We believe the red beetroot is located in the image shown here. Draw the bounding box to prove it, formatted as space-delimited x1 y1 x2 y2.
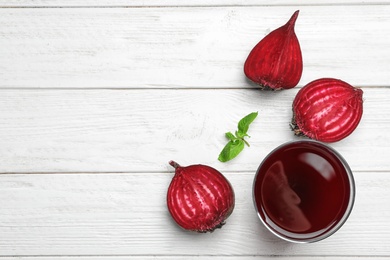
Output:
244 10 303 90
291 78 363 143
167 161 235 233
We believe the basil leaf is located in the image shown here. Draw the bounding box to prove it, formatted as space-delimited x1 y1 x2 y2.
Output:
218 111 258 162
237 112 258 136
218 140 245 162
235 130 249 139
225 132 236 141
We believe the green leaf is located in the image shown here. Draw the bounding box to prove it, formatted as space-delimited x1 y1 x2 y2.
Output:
235 130 249 139
225 132 236 141
218 140 245 162
237 112 258 136
218 111 258 163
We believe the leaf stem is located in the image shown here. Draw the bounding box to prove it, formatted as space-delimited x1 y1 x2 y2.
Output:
242 138 250 147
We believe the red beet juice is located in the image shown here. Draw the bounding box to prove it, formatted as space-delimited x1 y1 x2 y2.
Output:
253 140 355 243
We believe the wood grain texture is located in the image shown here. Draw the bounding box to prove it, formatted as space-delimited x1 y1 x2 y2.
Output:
1 1 389 259
0 172 389 256
2 0 390 7
0 88 387 173
0 255 388 260
0 6 389 88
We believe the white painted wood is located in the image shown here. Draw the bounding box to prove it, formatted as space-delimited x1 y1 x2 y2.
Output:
0 172 389 256
1 1 389 258
0 88 386 173
0 257 386 260
0 6 389 88
0 255 388 260
2 0 390 7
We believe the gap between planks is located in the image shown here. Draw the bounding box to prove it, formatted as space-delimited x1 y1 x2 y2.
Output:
1 2 390 8
0 169 386 174
0 86 388 90
0 255 389 259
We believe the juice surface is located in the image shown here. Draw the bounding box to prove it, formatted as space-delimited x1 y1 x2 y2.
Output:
254 141 351 240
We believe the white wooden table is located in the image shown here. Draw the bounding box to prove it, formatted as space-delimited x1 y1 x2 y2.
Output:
1 1 390 259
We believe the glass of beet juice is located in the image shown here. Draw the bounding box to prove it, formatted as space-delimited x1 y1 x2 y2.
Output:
253 140 355 243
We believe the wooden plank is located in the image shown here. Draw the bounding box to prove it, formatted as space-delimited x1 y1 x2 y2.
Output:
1 0 390 7
0 171 389 256
0 88 387 173
0 255 388 260
0 6 389 88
